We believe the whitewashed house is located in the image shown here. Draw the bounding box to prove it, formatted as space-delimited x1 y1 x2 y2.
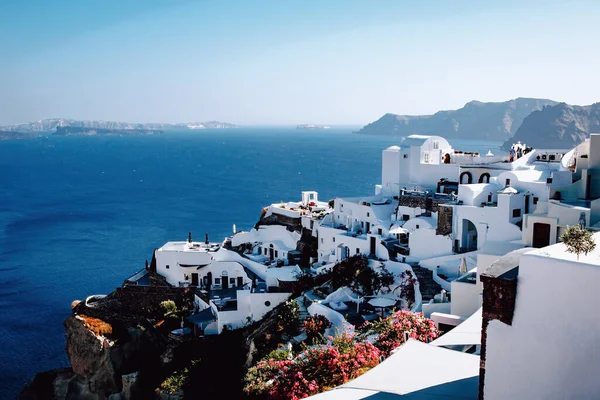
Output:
155 235 292 335
231 224 301 264
155 238 220 287
480 233 600 399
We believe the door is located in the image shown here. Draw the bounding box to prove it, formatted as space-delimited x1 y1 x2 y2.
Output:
370 236 376 257
269 247 274 261
237 276 244 287
366 222 371 233
222 276 229 290
191 273 199 286
532 223 551 248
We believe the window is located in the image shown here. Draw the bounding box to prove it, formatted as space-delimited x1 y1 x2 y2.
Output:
332 237 335 243
533 197 539 205
166 265 170 269
265 301 271 307
433 141 439 150
378 228 382 235
264 248 267 255
215 278 221 284
416 225 420 229
546 178 553 184
275 250 278 258
403 154 408 159
356 248 360 254
321 238 324 244
403 215 410 221
361 221 364 229
367 212 370 217
230 278 235 285
424 152 430 163
505 178 511 186
512 209 521 218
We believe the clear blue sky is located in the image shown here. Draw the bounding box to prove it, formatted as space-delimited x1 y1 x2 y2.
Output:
1 0 599 126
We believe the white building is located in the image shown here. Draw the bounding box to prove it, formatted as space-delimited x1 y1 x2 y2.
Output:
154 236 292 335
231 224 301 264
480 233 600 399
155 239 220 287
377 135 460 195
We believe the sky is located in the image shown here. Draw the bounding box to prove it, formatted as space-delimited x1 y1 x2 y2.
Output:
1 0 599 126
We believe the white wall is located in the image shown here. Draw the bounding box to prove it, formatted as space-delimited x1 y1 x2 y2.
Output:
422 301 451 318
216 291 290 332
484 246 600 399
408 228 453 260
450 280 480 318
155 249 214 286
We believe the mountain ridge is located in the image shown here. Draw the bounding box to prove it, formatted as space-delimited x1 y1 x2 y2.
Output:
356 97 558 141
504 102 600 149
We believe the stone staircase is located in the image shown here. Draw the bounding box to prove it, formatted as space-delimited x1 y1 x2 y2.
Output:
411 265 443 302
295 297 310 325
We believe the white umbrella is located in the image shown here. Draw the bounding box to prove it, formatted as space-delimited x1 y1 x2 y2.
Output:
368 297 397 308
368 297 397 318
459 257 468 275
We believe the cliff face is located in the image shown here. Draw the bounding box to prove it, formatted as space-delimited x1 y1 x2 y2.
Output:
504 102 600 149
19 280 196 400
357 98 557 141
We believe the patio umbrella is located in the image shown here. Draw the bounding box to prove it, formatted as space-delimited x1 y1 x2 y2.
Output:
368 297 397 317
459 257 468 275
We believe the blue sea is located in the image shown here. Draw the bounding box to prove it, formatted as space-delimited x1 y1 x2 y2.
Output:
0 128 501 398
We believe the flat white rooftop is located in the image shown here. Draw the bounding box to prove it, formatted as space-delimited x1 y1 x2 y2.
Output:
524 232 600 265
158 241 221 252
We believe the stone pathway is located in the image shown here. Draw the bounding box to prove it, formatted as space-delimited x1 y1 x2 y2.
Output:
411 265 443 302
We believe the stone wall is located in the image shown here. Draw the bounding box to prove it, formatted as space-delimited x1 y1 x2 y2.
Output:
436 205 453 236
399 195 450 213
478 267 519 400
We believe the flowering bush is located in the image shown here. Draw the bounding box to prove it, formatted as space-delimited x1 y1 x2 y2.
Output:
396 271 418 309
278 299 300 335
303 314 332 343
244 332 380 399
359 310 439 357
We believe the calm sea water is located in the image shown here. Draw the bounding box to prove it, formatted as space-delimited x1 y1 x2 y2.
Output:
0 128 501 398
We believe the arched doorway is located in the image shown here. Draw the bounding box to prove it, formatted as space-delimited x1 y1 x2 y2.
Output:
461 219 478 252
460 172 473 184
479 173 490 184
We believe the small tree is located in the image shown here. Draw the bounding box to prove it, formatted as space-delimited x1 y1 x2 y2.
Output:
561 225 596 260
277 299 300 336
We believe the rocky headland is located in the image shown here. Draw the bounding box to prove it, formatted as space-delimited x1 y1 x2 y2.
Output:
356 97 557 141
503 102 600 149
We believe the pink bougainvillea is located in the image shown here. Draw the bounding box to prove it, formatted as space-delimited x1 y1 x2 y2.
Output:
360 310 440 357
244 311 439 399
244 332 380 399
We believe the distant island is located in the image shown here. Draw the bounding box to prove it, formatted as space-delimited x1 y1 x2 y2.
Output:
0 130 38 141
0 119 237 140
297 124 331 130
53 126 163 136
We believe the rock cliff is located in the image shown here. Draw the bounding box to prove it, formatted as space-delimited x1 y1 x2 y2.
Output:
19 278 196 400
357 98 557 141
503 102 600 149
